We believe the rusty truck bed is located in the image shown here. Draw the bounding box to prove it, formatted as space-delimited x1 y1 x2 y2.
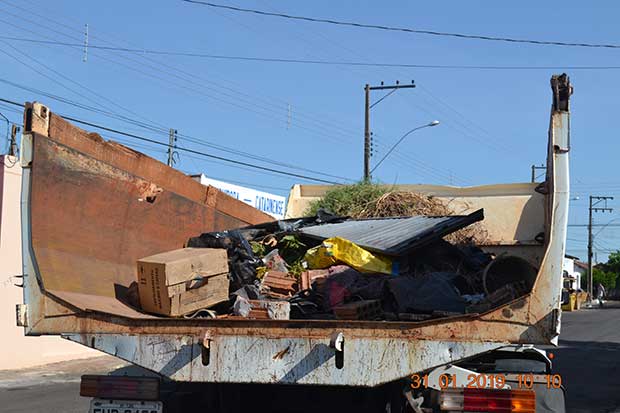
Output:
18 76 570 385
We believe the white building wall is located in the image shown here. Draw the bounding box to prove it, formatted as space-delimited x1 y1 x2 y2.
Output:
562 257 581 291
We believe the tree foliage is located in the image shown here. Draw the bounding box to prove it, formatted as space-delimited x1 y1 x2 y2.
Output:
606 250 620 274
589 250 620 290
591 268 617 290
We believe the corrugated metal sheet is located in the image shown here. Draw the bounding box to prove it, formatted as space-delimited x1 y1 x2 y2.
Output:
298 209 484 256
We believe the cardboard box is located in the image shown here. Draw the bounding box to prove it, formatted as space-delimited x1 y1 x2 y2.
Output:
137 248 229 316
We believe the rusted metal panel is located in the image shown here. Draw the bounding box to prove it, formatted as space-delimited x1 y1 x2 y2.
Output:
31 136 216 301
27 293 549 342
43 109 271 226
24 103 272 314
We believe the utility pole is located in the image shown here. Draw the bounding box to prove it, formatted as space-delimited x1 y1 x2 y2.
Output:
9 124 19 156
167 128 178 167
364 84 370 181
531 164 546 183
587 195 613 307
364 81 416 181
83 23 88 63
287 103 292 130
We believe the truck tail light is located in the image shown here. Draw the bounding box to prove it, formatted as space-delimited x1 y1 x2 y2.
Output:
440 388 536 412
80 375 160 401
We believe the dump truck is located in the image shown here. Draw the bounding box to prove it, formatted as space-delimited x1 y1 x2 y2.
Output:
16 74 572 412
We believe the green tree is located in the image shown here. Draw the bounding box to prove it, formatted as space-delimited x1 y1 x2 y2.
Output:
591 268 616 290
593 250 620 290
606 250 620 274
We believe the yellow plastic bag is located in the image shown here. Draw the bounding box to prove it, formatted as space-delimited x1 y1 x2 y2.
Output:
304 237 395 275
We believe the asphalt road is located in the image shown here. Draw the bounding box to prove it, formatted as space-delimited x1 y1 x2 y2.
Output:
0 356 127 413
542 302 620 413
2 306 619 413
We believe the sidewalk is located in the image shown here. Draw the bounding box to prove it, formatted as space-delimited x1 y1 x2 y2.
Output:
0 355 126 388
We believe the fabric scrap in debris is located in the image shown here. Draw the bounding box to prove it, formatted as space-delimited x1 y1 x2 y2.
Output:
305 237 396 275
317 265 389 311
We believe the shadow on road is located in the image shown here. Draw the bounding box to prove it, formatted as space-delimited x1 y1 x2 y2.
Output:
551 339 620 413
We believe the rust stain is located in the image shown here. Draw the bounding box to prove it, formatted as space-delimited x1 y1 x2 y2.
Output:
29 114 271 311
273 346 290 360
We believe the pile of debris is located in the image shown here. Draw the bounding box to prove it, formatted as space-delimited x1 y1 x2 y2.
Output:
135 209 537 321
306 185 489 245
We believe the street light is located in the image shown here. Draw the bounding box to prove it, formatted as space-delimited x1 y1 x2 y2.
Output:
370 120 440 174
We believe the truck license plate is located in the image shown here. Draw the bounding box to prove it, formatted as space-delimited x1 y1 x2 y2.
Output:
89 398 163 413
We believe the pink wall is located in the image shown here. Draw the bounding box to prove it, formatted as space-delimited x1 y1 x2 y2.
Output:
0 155 98 370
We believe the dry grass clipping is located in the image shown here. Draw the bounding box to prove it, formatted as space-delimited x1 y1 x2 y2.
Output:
356 192 488 245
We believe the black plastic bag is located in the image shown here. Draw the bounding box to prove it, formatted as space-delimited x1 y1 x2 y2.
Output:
386 272 467 314
188 230 261 291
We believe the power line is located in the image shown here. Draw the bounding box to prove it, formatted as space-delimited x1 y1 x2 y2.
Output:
0 78 353 182
227 1 480 184
251 0 519 163
178 168 291 192
5 34 620 70
67 119 340 184
0 98 343 185
232 3 479 182
0 39 166 134
568 224 620 227
0 77 169 136
3 0 504 180
59 116 344 184
181 0 620 49
0 7 363 148
0 13 358 182
0 0 363 142
1 0 476 185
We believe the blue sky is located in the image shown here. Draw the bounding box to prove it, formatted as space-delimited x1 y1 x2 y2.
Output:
1 0 619 261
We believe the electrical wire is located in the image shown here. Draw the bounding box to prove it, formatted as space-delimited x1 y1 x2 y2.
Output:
0 77 170 136
0 6 363 147
0 98 344 184
0 12 362 181
0 76 354 182
221 1 481 184
2 1 509 185
0 0 359 140
0 11 169 131
1 0 479 185
224 1 518 163
568 224 620 228
6 35 618 70
177 167 291 192
230 1 536 160
182 0 620 49
64 119 343 184
198 1 480 184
